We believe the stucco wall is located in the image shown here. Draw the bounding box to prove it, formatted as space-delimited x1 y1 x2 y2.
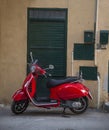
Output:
95 0 109 103
0 0 1 56
0 0 28 103
67 0 95 76
0 0 109 107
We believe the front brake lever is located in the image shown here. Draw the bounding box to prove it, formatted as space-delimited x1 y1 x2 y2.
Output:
34 59 38 64
30 52 34 63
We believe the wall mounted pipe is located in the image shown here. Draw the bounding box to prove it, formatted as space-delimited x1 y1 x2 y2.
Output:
97 73 101 109
94 0 99 65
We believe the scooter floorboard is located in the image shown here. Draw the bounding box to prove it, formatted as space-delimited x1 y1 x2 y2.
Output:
33 97 57 105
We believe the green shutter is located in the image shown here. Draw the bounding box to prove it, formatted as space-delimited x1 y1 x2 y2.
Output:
79 66 97 80
84 31 94 43
100 30 109 45
28 21 66 77
74 44 94 60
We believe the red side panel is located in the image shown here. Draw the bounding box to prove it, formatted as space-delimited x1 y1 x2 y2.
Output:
50 82 89 100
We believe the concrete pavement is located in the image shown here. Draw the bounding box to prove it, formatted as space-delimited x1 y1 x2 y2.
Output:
0 105 109 130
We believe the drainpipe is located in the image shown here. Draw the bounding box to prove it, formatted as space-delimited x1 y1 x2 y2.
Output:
94 0 99 65
94 0 101 109
97 73 101 109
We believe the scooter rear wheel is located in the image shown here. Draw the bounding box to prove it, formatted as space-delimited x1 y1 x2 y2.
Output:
69 97 88 114
11 100 29 114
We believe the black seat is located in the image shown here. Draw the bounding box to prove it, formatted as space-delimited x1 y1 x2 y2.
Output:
47 76 79 88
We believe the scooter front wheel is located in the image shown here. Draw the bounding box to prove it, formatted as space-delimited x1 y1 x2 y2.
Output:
69 97 88 114
11 100 29 114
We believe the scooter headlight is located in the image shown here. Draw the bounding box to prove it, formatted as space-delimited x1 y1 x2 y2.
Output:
30 65 36 73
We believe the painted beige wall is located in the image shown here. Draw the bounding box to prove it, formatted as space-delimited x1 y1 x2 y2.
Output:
0 0 28 103
0 0 109 107
95 0 109 104
67 0 95 76
0 0 1 57
0 1 1 92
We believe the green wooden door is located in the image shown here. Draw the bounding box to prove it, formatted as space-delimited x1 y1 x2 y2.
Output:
27 9 67 97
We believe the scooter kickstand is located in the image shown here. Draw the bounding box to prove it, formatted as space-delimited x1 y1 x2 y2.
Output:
62 107 66 116
62 107 70 117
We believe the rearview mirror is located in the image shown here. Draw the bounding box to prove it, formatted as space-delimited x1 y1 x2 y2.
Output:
49 64 54 69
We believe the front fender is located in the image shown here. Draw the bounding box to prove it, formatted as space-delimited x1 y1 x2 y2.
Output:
87 91 93 100
12 89 28 101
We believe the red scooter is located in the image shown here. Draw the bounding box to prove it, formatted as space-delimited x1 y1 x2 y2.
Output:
11 52 93 115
